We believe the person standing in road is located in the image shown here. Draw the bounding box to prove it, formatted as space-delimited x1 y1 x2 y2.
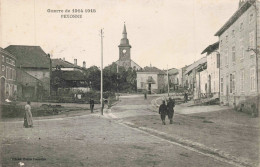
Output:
184 92 188 103
167 98 175 124
159 100 167 125
24 101 33 128
90 99 95 113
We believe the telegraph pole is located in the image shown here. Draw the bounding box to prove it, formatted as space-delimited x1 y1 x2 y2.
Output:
100 29 104 115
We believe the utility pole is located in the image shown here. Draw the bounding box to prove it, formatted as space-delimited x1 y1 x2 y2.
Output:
247 0 259 114
100 29 104 115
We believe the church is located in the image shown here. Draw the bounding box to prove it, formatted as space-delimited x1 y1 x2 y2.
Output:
116 24 141 70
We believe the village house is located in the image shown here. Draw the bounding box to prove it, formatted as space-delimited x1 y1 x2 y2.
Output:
201 42 220 99
51 58 89 96
52 58 86 72
5 45 51 99
0 48 17 102
194 61 208 100
215 0 260 113
185 57 207 96
179 65 190 89
136 66 167 94
167 68 180 90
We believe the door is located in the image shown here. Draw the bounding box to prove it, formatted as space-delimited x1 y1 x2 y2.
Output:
208 75 211 96
226 75 229 105
148 83 151 94
0 78 5 102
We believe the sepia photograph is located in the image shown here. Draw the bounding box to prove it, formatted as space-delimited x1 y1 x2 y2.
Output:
0 0 259 166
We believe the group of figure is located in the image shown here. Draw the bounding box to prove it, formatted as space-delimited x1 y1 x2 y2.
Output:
159 98 175 125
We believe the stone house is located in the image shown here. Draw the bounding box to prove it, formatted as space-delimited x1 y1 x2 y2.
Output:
137 66 167 94
167 68 179 90
201 42 220 98
185 57 207 95
5 45 51 99
0 48 17 102
215 0 260 113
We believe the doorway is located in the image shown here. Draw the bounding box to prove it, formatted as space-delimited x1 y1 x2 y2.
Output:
148 83 151 94
1 78 5 102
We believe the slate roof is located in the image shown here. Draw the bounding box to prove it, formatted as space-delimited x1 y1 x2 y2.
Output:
138 66 166 75
52 58 80 69
5 45 50 68
185 57 207 75
167 68 179 75
201 42 219 55
0 47 16 59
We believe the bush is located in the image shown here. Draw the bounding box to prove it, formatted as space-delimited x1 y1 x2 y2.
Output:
0 103 64 118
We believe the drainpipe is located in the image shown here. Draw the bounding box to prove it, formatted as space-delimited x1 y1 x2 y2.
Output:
255 1 259 114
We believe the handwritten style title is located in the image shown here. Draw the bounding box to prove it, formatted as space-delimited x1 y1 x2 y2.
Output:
47 9 96 18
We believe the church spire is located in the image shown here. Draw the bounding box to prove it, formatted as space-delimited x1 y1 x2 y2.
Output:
122 23 127 38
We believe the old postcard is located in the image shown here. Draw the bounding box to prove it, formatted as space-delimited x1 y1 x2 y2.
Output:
0 0 259 167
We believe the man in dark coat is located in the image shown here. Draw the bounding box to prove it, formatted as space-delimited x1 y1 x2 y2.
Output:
159 100 167 125
90 99 94 113
184 92 188 103
167 98 175 124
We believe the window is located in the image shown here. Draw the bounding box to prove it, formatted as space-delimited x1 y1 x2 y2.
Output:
240 22 244 31
226 35 228 42
249 13 254 24
10 68 13 80
240 70 245 92
12 69 16 80
221 78 224 93
250 67 256 91
1 65 5 71
232 30 235 37
241 46 245 59
232 46 236 62
225 48 229 66
141 82 145 88
249 31 255 48
2 56 4 62
230 74 233 93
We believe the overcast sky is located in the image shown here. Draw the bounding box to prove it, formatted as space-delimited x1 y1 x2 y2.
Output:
1 0 238 69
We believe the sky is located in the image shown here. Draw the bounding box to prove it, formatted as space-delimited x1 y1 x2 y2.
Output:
0 0 239 69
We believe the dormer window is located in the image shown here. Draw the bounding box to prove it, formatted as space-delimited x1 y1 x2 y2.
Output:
240 22 244 31
232 30 235 37
249 13 254 24
226 35 228 42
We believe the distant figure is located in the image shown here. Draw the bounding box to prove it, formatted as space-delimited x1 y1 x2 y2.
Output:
144 92 147 100
167 98 175 124
184 92 188 103
159 100 167 125
90 99 95 113
24 101 33 128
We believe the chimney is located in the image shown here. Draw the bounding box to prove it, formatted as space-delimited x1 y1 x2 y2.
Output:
239 0 246 8
74 59 77 66
63 57 65 61
83 61 86 68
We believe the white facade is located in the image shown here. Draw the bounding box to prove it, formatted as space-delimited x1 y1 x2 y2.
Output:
137 73 158 90
207 51 220 97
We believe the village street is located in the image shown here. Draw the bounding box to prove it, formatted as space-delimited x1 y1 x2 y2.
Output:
0 94 259 167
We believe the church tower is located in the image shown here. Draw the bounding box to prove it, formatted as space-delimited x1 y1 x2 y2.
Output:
118 23 131 69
